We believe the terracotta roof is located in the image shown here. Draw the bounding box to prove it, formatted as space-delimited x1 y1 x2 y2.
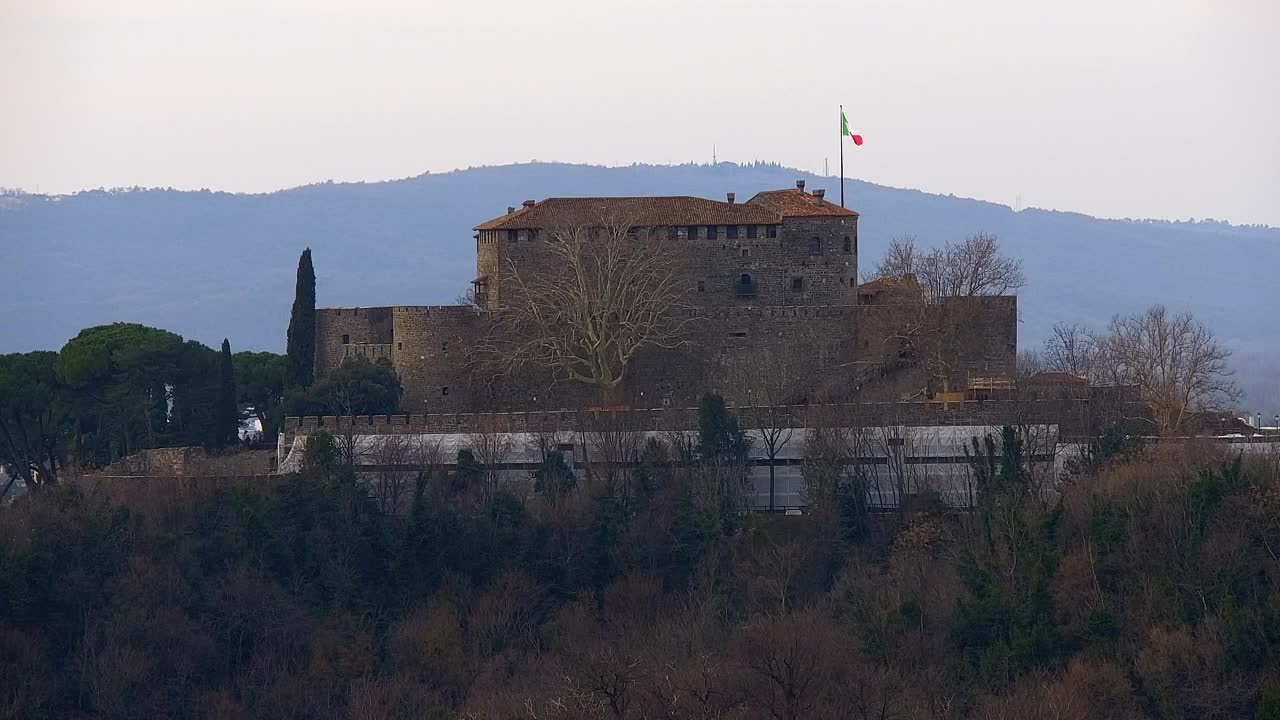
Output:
474 196 781 231
1024 372 1089 385
857 275 921 295
747 188 859 217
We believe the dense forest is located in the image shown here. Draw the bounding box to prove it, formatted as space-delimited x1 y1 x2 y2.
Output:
2 415 1278 719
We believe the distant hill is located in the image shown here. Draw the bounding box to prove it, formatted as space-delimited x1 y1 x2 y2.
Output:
2 161 1277 410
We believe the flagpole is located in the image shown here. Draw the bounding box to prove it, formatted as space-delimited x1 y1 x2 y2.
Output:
839 104 845 208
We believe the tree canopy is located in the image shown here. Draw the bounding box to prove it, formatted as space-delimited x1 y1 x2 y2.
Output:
285 356 402 417
286 247 316 389
0 351 69 493
233 351 286 439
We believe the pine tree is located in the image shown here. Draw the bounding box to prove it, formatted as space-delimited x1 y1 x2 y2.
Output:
286 248 316 388
217 338 239 446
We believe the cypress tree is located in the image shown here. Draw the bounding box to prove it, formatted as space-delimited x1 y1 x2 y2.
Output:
217 338 239 446
286 247 316 388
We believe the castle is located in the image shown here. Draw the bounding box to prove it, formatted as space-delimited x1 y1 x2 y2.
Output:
313 181 1017 412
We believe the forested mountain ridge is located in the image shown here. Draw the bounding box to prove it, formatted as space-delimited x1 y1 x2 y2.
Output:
3 161 1277 407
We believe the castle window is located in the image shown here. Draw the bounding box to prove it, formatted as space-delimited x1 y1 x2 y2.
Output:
697 280 705 292
766 225 777 239
726 225 739 240
342 334 350 345
791 277 804 291
809 238 822 255
398 342 403 349
507 229 518 242
843 236 852 254
442 342 448 354
747 224 758 239
529 229 539 241
441 386 449 396
707 225 718 240
741 248 749 258
686 225 697 239
667 226 678 240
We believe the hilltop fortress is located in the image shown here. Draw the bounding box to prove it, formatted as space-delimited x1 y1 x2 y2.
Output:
313 181 1016 413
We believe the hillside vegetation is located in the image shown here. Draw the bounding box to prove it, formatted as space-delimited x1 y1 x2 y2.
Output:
2 430 1279 719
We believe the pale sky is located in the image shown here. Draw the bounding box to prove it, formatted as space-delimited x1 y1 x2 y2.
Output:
3 0 1278 225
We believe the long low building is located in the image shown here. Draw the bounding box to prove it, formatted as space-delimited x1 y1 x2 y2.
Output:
278 423 1060 511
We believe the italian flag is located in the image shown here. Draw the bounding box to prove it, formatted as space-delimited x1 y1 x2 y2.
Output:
841 110 863 146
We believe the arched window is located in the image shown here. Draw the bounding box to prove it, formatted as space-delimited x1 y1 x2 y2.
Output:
740 273 752 285
809 238 822 256
843 236 852 254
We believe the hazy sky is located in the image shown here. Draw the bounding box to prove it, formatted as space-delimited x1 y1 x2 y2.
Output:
3 0 1277 225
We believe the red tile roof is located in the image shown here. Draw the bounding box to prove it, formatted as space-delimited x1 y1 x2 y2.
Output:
747 188 859 217
1024 372 1089 385
474 196 782 231
856 275 921 296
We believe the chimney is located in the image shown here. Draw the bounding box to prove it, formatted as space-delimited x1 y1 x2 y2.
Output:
796 179 806 192
726 192 735 204
813 188 825 206
507 206 515 214
522 199 536 208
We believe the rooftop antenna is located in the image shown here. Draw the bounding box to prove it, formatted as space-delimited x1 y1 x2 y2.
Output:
824 158 829 176
712 144 717 165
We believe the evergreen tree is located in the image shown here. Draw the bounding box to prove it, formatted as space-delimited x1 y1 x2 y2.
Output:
217 338 238 447
285 247 316 389
696 393 750 462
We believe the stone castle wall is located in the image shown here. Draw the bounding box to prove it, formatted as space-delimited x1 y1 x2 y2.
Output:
315 297 1016 413
481 214 858 311
315 306 394 372
391 305 482 412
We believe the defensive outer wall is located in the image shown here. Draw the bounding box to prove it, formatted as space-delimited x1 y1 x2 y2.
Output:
315 298 1017 413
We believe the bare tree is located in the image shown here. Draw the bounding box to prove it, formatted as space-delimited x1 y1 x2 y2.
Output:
871 234 921 281
576 408 645 499
364 434 444 515
870 233 1025 302
730 347 805 512
1042 322 1099 379
1017 349 1046 379
925 232 1026 299
465 425 514 506
1095 305 1240 434
484 214 699 390
366 435 415 515
871 424 924 520
800 424 850 512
